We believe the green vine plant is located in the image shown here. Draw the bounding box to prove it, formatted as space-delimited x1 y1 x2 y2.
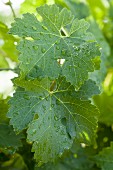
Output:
7 4 101 166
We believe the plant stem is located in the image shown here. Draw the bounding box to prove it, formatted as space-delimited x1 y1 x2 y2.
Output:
50 80 56 91
0 68 15 71
9 0 16 18
5 0 16 18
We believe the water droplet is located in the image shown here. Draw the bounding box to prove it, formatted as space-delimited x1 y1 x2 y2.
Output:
51 104 54 108
42 25 47 30
39 96 43 100
24 24 27 28
54 115 58 121
34 114 39 120
32 26 37 31
75 47 79 51
40 32 43 35
45 97 49 101
33 129 36 133
41 48 46 53
42 105 46 111
33 46 38 50
24 94 29 100
59 152 63 158
56 46 60 50
62 49 66 55
74 64 77 68
55 40 60 45
56 99 60 105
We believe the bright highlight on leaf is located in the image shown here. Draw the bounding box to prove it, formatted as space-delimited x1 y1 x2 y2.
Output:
10 4 100 89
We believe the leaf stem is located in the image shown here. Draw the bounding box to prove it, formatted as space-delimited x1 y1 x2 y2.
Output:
5 0 16 19
0 68 15 71
50 80 56 91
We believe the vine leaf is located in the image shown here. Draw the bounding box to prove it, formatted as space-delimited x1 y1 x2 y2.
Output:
9 4 100 89
0 124 23 148
7 77 99 164
95 142 113 170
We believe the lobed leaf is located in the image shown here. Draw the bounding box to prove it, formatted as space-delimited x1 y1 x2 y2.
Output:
10 4 100 89
7 77 99 164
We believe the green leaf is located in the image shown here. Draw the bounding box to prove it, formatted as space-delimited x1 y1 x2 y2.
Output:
75 79 100 100
94 93 113 125
35 144 96 170
7 77 99 164
0 22 18 62
0 99 9 123
0 153 28 170
0 55 9 68
56 0 90 19
95 142 113 170
0 124 23 148
88 18 110 57
20 0 47 13
10 4 100 89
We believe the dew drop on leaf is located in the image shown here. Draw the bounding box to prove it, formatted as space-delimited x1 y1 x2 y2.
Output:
32 26 37 31
41 48 46 53
33 129 36 134
61 49 66 55
40 32 43 35
42 25 47 30
51 104 54 108
55 40 60 45
54 115 58 121
24 94 29 100
42 105 46 111
56 46 60 50
33 46 38 50
39 96 43 100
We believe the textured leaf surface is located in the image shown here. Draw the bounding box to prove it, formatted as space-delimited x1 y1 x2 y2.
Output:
0 124 23 148
7 77 99 164
75 79 100 100
95 142 113 170
10 4 100 89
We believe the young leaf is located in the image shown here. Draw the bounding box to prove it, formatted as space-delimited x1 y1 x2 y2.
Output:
7 77 99 164
10 4 100 89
